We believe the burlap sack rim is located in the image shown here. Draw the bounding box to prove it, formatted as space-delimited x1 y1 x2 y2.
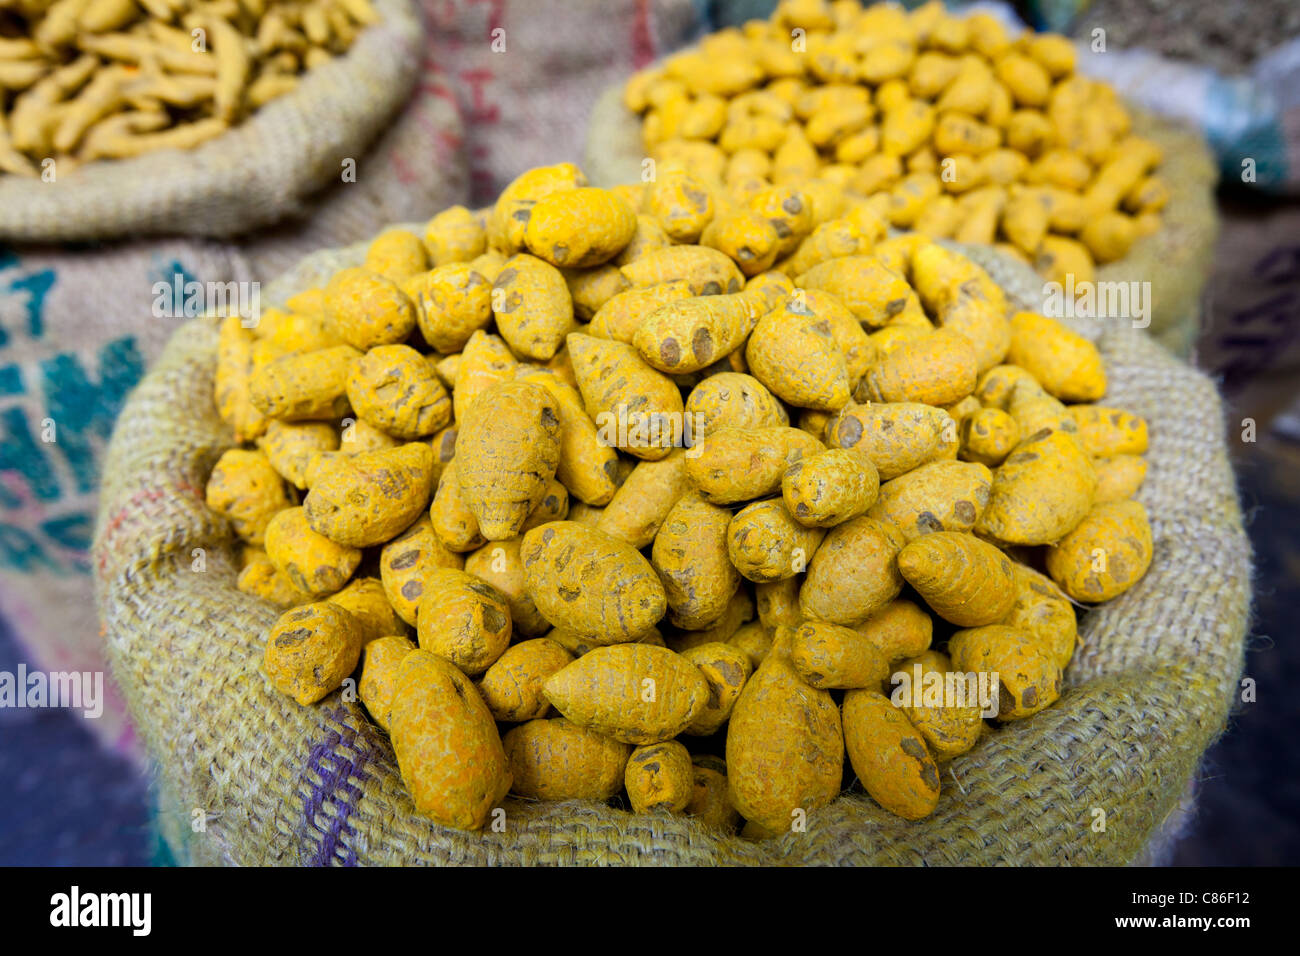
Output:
0 0 422 243
582 82 1220 355
93 235 1251 866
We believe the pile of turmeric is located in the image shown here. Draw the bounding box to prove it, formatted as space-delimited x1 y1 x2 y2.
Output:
206 161 1153 834
622 0 1166 287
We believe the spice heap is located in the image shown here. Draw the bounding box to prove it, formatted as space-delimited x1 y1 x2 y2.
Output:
0 0 379 175
622 0 1167 287
207 161 1153 834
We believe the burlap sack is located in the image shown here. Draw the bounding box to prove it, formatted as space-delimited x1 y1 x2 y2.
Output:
582 86 1219 358
417 0 703 204
93 235 1251 865
0 0 423 243
0 42 469 759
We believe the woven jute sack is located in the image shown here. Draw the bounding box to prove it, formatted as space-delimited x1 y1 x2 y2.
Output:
93 229 1251 865
583 85 1219 358
0 0 423 243
417 0 704 204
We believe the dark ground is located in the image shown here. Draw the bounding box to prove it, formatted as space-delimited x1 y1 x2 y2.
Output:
0 433 1295 865
1166 435 1300 865
0 616 158 866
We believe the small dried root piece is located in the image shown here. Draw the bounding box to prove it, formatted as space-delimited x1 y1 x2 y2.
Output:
1045 499 1153 602
358 634 416 732
478 638 574 723
502 718 631 801
843 689 941 821
975 428 1097 546
388 650 512 830
303 443 435 548
416 568 512 676
801 516 906 626
789 621 890 689
782 448 880 528
263 601 363 705
897 531 1017 627
680 642 752 735
455 380 561 540
542 643 709 744
521 521 666 644
625 741 694 814
948 625 1062 721
726 632 844 833
326 576 405 644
